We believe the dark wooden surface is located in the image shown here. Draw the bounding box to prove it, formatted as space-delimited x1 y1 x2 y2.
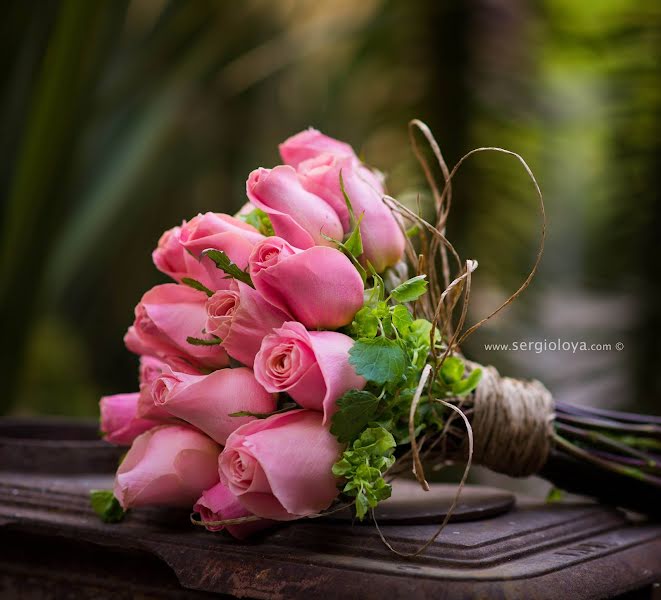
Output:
0 418 660 599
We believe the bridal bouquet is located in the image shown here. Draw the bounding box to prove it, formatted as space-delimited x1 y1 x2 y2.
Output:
93 124 660 544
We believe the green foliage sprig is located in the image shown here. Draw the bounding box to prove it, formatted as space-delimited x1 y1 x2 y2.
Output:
331 273 483 518
332 426 396 520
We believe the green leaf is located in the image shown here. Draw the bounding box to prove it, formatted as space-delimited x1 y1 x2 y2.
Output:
373 301 390 319
241 208 275 236
338 170 364 258
546 487 564 503
186 335 221 346
355 463 381 481
405 225 419 238
343 213 364 258
203 249 253 287
90 489 125 523
351 306 380 338
381 313 394 337
367 262 385 299
371 478 393 502
355 491 371 520
451 368 483 396
332 458 353 477
390 275 428 303
320 232 367 283
363 286 380 307
349 337 407 385
391 304 413 334
330 390 381 443
410 319 433 342
339 169 357 226
441 356 465 384
181 277 214 297
354 426 396 456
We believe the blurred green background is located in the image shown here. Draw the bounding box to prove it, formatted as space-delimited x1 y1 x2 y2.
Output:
1 0 659 420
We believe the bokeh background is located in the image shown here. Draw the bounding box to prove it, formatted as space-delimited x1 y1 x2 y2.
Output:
1 0 659 432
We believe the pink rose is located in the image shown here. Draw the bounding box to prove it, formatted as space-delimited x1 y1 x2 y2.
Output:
153 213 263 291
297 153 405 272
279 127 355 168
249 237 364 330
218 410 341 520
100 392 159 445
152 366 276 444
178 211 263 262
246 165 343 249
114 425 220 509
194 482 274 539
124 284 229 370
254 322 365 421
205 281 290 368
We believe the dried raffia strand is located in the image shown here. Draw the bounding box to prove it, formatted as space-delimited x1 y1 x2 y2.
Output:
427 260 476 402
383 194 462 277
451 147 547 348
304 499 357 519
383 193 463 328
408 364 433 491
408 119 452 220
408 120 453 294
430 260 477 358
373 400 474 558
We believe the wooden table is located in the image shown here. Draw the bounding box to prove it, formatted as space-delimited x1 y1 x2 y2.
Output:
0 418 659 599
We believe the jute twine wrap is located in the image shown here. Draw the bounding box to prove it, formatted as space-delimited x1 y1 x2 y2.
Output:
462 362 555 477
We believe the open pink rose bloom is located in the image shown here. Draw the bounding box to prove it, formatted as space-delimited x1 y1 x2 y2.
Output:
99 128 407 538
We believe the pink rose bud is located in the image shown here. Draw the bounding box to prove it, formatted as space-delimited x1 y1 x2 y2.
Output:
100 392 159 445
178 212 263 266
205 281 290 368
254 322 365 422
249 237 364 330
280 128 386 198
298 153 405 273
124 284 229 370
136 356 194 420
279 127 355 168
194 482 274 539
219 410 341 520
139 355 167 386
153 213 263 291
152 366 276 444
246 165 343 249
114 425 220 509
152 226 212 287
